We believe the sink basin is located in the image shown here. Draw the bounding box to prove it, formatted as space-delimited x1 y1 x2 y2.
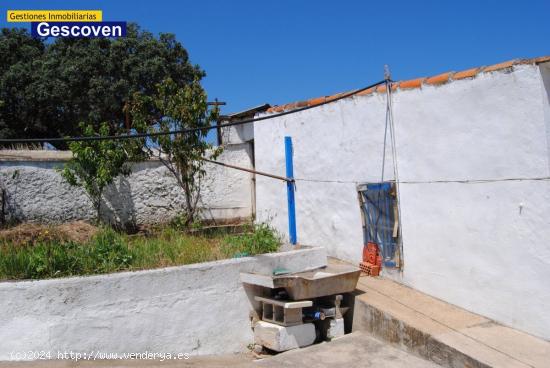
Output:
241 263 360 300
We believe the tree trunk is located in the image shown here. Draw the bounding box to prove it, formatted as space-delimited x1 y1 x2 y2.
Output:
94 192 102 225
183 178 195 227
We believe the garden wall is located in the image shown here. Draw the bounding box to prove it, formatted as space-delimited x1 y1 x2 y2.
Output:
0 143 254 226
0 246 327 361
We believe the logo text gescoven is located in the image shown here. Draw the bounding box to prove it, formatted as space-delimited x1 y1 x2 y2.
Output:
31 22 126 38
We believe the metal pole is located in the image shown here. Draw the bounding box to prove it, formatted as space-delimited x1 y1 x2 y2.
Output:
285 136 297 245
201 158 292 182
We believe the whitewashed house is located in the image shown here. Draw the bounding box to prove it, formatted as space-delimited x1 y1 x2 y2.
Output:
244 56 550 340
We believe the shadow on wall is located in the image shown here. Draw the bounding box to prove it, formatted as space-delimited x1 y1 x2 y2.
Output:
0 147 253 227
539 63 550 173
0 167 139 230
0 161 183 229
102 176 137 232
0 169 22 225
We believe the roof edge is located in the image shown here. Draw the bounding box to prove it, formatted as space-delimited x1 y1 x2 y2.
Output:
264 56 550 114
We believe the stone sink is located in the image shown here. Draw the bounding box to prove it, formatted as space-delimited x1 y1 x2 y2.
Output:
241 263 361 300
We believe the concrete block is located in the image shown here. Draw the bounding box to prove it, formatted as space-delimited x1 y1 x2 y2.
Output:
254 321 316 352
327 318 345 340
256 296 312 326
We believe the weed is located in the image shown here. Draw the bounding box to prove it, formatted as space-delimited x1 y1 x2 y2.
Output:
0 223 280 280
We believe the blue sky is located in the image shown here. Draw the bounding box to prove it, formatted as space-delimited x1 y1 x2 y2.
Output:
2 0 549 115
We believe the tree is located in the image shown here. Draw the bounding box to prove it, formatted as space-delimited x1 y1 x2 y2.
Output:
60 123 145 224
0 28 46 141
129 78 220 227
0 24 203 146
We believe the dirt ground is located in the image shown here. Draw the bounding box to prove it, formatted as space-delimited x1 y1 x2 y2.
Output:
0 221 98 246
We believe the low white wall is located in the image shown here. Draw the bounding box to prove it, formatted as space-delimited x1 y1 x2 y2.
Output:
254 63 550 340
0 246 327 361
0 143 254 226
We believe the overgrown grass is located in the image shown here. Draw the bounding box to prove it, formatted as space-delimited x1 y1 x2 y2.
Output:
0 223 280 281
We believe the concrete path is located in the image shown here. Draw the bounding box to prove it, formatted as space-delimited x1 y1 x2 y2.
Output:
256 332 441 368
0 333 442 368
0 333 441 368
0 355 255 368
353 275 550 368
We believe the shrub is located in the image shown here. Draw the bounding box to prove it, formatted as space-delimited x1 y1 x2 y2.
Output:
220 223 280 258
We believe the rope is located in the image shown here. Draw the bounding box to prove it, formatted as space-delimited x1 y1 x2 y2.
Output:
385 78 405 269
371 78 392 241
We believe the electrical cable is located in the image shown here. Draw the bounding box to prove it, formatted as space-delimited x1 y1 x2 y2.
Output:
399 177 550 184
0 80 386 144
3 75 543 187
294 176 550 184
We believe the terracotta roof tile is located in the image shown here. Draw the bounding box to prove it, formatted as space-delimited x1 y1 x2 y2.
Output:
375 83 398 93
307 97 326 106
399 77 425 89
453 67 481 80
270 105 285 113
295 100 308 108
425 72 453 85
326 92 346 101
533 56 550 64
483 60 516 73
357 86 377 96
263 56 549 114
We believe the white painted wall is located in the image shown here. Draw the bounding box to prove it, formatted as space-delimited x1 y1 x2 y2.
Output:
0 143 254 226
254 63 550 340
0 246 327 361
222 122 254 144
540 62 550 174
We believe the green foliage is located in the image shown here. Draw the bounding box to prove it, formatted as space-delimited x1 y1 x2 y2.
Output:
83 227 134 273
130 78 221 226
0 224 280 280
0 227 133 280
0 24 203 146
60 122 144 223
169 212 203 232
0 28 46 140
221 223 280 257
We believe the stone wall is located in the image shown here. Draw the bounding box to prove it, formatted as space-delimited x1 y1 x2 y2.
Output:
0 143 254 226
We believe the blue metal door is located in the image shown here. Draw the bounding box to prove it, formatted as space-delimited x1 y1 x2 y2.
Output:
357 182 398 268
